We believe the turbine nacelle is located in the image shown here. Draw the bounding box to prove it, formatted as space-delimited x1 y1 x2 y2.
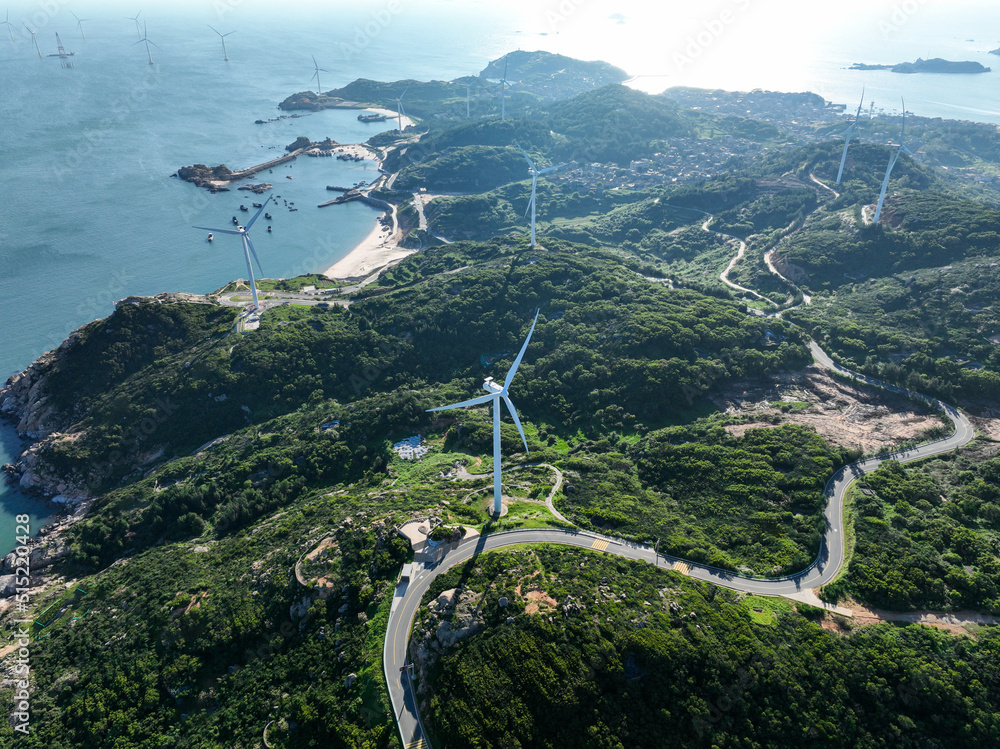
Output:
426 311 540 516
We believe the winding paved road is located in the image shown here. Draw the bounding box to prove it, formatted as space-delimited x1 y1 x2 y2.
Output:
382 177 977 747
383 342 974 747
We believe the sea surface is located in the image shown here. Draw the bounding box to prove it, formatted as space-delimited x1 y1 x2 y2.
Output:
1 0 998 554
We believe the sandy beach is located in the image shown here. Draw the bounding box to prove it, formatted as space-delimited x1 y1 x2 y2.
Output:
322 209 415 280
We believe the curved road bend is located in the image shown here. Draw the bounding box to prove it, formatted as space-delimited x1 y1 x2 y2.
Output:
383 342 975 747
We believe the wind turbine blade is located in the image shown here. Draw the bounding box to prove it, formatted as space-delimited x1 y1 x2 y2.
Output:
899 97 906 143
516 143 534 170
503 309 540 390
503 396 529 453
209 24 220 35
503 54 508 80
193 226 242 235
246 235 264 276
244 196 270 231
538 163 564 174
312 54 318 68
148 39 161 50
426 392 496 412
524 194 532 218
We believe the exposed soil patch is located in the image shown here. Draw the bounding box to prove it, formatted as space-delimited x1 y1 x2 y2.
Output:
713 365 945 452
524 589 558 615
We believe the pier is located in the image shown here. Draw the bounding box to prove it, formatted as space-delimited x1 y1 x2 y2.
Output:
224 148 305 181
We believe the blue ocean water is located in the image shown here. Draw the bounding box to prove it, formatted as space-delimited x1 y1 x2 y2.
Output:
1 0 997 553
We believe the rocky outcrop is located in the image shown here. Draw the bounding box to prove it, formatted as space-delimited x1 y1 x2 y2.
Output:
0 326 87 440
13 432 90 500
174 163 234 192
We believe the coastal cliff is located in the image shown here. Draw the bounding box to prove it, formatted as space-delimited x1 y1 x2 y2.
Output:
0 324 88 440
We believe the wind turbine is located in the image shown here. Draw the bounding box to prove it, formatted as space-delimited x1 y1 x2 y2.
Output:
208 25 235 61
70 11 90 40
427 310 540 518
836 88 864 184
133 22 158 65
465 82 471 118
4 11 17 42
873 99 914 225
194 197 272 312
311 55 328 95
126 11 141 39
23 24 40 57
394 88 408 132
498 55 513 120
517 144 565 248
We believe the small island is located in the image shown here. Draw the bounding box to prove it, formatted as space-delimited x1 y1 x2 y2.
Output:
850 57 990 74
991 47 1000 56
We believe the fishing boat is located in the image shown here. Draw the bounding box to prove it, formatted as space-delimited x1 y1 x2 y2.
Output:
264 213 272 219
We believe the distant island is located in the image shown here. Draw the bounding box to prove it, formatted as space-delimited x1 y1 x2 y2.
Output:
991 47 1000 56
850 57 990 74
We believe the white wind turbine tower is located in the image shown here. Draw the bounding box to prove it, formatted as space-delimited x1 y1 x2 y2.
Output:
194 197 272 312
427 310 540 518
311 55 328 95
394 88 408 132
23 24 40 57
133 22 158 65
70 11 90 40
126 11 141 39
517 144 565 248
2 12 15 43
873 99 913 224
498 55 513 120
836 88 864 184
209 25 235 61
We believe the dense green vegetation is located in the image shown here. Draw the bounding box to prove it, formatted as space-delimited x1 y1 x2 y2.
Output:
422 547 1000 748
18 490 410 748
10 58 1000 749
824 449 1000 613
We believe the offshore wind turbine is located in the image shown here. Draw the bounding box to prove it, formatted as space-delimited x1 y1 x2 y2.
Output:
194 197 272 312
70 11 90 40
133 22 158 65
427 310 540 518
4 11 18 42
873 99 913 225
208 25 234 61
517 144 565 247
23 24 41 57
126 11 141 39
311 55 328 95
836 88 864 184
